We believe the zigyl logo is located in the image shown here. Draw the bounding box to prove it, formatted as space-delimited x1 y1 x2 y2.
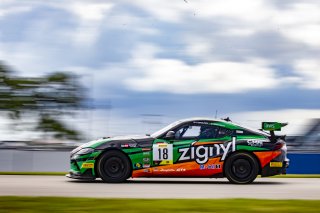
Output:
178 137 236 164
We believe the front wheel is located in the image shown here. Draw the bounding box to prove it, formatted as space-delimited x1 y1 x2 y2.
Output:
97 150 132 183
224 152 259 184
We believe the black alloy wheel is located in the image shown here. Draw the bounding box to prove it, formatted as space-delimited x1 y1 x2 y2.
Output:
225 152 259 184
97 150 132 183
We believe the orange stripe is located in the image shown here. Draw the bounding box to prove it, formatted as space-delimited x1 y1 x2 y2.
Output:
132 157 224 178
253 150 281 168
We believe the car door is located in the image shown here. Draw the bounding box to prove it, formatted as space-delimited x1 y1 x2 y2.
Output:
151 123 198 175
173 123 226 176
152 122 231 177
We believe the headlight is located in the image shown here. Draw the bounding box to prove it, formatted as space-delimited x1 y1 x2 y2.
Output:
70 146 82 156
76 148 94 155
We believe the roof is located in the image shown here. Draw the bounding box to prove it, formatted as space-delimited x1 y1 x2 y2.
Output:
177 117 270 136
176 117 223 123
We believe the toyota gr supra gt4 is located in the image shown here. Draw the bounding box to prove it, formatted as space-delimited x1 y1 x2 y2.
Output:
67 118 289 184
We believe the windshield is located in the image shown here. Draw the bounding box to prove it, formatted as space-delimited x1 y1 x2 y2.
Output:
151 120 183 138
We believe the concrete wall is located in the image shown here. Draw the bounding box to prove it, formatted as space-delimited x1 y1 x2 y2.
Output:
0 150 319 174
0 150 69 172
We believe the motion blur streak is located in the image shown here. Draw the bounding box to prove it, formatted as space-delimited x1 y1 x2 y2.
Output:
1 176 320 199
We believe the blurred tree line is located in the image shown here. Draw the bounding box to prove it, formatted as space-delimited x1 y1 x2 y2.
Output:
0 61 85 140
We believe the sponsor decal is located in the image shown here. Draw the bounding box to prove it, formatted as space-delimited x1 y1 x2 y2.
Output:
142 148 151 151
158 168 186 172
121 143 137 148
159 169 175 172
143 164 150 168
178 137 236 164
200 164 221 170
143 152 150 156
143 158 150 163
266 123 275 129
135 163 142 169
160 160 173 165
193 121 210 125
143 169 150 173
81 163 94 169
270 162 283 167
247 139 266 147
262 122 285 131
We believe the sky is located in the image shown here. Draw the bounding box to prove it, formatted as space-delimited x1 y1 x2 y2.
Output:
0 0 320 139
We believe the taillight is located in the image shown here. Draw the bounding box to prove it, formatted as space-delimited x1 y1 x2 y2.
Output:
273 142 284 150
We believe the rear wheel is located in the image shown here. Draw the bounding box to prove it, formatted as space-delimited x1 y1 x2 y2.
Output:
97 150 131 183
225 152 259 184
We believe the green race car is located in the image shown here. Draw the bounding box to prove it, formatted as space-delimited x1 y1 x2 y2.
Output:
67 118 289 184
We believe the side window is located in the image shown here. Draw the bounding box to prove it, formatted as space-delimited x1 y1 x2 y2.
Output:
217 127 233 138
198 125 219 139
173 123 221 140
183 126 201 138
175 125 201 139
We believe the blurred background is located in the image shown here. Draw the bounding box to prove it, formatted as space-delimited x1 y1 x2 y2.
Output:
0 0 319 174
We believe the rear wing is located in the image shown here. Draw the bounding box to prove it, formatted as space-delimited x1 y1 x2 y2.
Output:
262 122 288 142
262 122 288 131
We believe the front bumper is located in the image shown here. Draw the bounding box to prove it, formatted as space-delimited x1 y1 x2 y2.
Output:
66 149 102 180
66 170 96 180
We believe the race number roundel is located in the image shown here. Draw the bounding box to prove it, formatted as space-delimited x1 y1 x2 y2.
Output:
153 143 173 165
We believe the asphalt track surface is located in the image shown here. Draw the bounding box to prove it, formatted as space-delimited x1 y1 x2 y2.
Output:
1 175 320 199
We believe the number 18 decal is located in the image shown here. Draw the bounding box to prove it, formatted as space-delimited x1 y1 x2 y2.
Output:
153 143 173 165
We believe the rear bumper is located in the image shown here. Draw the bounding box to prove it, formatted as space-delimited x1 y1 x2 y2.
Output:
281 160 289 174
261 162 288 177
261 150 289 177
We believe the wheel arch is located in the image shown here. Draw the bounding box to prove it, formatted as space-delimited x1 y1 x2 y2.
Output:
223 150 262 177
94 148 133 178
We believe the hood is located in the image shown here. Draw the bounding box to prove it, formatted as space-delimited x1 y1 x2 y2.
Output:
79 135 154 150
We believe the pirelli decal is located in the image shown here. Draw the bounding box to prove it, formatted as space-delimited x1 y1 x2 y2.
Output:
270 162 283 167
81 163 94 168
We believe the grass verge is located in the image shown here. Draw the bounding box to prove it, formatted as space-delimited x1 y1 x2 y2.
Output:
0 197 319 213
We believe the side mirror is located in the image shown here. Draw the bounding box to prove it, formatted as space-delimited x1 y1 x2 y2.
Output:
165 131 175 140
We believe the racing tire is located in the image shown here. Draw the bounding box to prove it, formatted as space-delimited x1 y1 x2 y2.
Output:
225 152 259 184
97 150 132 183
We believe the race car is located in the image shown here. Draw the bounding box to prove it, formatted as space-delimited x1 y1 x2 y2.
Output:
66 118 289 184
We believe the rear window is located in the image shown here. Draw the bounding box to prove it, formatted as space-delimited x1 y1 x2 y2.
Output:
236 129 261 136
